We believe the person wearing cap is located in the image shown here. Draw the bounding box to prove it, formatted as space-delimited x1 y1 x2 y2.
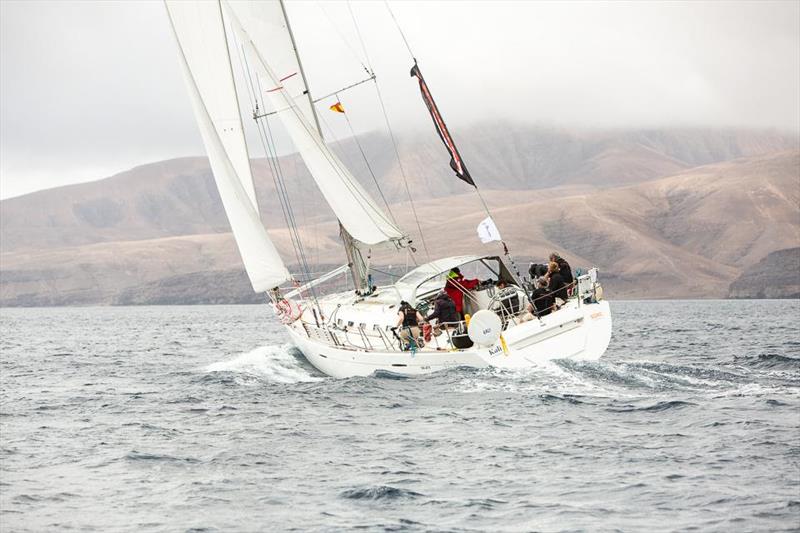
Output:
444 267 480 318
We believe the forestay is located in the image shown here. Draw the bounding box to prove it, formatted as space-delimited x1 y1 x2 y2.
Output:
224 0 406 247
165 0 292 292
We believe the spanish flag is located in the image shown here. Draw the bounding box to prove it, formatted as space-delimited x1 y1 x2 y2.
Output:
329 102 345 113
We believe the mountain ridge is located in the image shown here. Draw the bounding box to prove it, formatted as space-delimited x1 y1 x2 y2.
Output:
2 125 796 251
1 126 798 305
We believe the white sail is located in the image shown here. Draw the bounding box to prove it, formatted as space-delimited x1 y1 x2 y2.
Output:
165 0 292 292
224 0 406 246
224 0 316 126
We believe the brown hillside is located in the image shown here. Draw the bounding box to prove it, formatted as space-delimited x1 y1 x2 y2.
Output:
2 149 797 304
2 127 796 253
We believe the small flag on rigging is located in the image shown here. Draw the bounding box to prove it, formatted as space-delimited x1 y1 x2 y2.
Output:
477 216 502 244
329 102 345 113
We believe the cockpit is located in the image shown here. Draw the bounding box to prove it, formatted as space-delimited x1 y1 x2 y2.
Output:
395 255 524 320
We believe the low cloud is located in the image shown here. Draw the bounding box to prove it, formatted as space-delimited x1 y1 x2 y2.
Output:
1 0 798 198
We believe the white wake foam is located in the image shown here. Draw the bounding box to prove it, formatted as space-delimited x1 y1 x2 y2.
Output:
454 359 629 398
205 344 323 384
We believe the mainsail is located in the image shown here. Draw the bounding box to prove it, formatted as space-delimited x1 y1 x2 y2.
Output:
224 0 406 247
165 0 291 292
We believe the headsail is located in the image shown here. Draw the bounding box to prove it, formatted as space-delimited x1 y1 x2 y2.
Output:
165 0 292 292
224 0 406 247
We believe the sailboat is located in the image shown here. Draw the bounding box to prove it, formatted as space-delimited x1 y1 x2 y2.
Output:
165 0 612 378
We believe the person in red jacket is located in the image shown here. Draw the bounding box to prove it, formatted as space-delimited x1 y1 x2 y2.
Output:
444 267 481 318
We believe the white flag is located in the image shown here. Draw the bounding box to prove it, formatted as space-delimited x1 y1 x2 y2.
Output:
477 216 502 244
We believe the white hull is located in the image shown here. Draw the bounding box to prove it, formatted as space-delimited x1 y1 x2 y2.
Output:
286 300 612 378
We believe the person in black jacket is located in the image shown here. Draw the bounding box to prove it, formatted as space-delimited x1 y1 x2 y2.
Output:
546 261 569 306
426 291 459 335
550 252 573 285
527 276 553 317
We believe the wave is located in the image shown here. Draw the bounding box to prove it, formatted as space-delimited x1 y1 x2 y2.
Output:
204 344 324 384
751 353 800 369
125 451 201 464
447 356 789 402
340 485 423 501
372 370 412 380
608 400 696 412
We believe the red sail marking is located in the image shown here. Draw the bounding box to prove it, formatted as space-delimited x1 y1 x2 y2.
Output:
265 72 298 93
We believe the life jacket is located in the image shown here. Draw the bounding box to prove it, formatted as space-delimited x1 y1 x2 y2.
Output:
401 306 419 327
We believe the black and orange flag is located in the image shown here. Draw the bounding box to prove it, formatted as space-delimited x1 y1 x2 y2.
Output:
329 102 345 113
410 63 475 187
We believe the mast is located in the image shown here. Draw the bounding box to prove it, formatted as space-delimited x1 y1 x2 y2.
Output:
278 0 372 294
279 0 323 138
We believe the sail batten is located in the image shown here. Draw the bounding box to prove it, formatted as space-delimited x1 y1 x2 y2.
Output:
166 0 291 292
224 0 406 247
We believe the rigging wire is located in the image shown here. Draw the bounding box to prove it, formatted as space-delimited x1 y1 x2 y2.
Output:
316 105 362 178
262 112 323 305
382 0 416 61
232 29 322 308
234 35 304 274
237 18 401 238
288 2 398 228
379 0 526 282
370 266 401 279
349 0 431 261
316 1 372 76
334 92 398 225
254 53 402 240
237 42 301 265
238 27 409 297
309 0 421 262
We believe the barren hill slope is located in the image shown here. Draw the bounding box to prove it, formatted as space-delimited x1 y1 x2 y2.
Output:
729 248 800 299
2 126 795 252
2 148 797 305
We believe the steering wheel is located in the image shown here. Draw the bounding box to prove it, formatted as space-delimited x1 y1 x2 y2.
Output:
488 287 521 315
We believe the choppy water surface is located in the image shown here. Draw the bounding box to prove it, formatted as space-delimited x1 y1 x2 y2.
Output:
1 300 798 531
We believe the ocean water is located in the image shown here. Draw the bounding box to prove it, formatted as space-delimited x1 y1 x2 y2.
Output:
1 300 798 532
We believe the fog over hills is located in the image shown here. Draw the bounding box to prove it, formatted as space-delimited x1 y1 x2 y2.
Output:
1 125 798 305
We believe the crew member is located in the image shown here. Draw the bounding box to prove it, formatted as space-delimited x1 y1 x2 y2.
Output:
444 267 481 317
549 252 573 285
426 290 459 335
396 300 424 349
526 276 553 317
546 261 568 307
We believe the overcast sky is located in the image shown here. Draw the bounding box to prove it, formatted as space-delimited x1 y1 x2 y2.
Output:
1 0 798 199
